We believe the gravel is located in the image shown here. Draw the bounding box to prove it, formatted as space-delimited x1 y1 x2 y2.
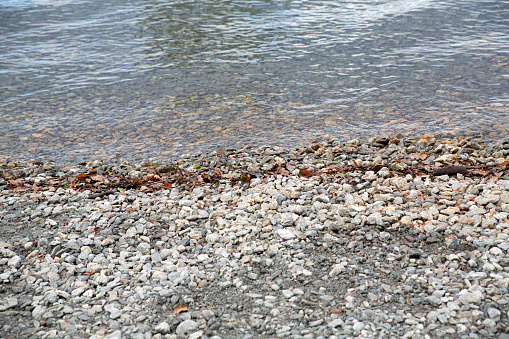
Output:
1 134 509 338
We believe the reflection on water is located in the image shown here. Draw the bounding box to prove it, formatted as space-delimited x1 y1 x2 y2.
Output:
142 0 440 66
0 0 508 163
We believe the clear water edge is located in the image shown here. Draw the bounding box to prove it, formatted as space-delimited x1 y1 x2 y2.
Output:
0 0 508 163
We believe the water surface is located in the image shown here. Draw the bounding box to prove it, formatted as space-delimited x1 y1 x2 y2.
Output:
1 0 508 162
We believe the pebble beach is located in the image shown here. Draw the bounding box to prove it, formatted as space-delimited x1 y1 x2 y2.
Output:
1 134 509 339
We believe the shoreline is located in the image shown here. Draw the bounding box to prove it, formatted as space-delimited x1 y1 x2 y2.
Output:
1 134 509 339
1 133 508 186
1 130 506 168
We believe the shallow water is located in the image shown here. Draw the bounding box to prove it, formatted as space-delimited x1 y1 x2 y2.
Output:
1 0 508 163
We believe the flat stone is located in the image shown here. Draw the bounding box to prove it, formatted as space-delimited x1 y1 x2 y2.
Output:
176 319 198 337
277 228 296 240
155 321 171 334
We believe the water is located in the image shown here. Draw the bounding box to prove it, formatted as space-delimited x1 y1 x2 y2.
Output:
1 0 508 163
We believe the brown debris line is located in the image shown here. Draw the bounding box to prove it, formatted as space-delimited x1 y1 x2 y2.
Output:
0 159 508 195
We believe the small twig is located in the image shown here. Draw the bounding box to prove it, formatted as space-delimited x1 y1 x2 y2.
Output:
432 166 468 176
87 190 117 199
